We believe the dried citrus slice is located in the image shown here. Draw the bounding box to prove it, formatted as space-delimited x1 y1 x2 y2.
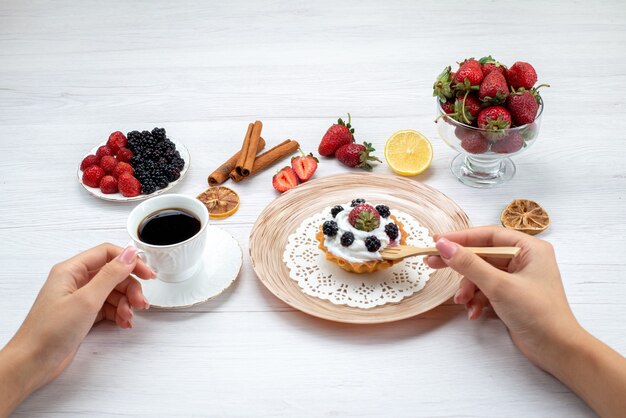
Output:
384 130 433 176
197 186 240 220
501 199 550 235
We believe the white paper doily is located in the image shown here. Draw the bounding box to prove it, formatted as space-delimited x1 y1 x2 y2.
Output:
283 209 435 309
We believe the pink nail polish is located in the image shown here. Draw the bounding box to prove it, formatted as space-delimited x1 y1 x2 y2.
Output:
118 246 137 265
436 238 458 259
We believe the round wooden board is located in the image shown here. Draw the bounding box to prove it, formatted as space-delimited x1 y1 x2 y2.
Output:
249 173 471 324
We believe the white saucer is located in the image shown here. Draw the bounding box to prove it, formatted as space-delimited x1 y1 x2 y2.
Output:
141 226 242 308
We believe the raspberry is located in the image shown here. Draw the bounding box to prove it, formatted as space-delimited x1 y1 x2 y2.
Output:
322 220 339 237
113 162 134 178
82 165 105 188
99 175 118 194
375 205 390 218
106 131 127 154
99 155 118 174
331 205 344 218
118 173 142 197
96 145 113 158
116 147 134 163
80 154 100 171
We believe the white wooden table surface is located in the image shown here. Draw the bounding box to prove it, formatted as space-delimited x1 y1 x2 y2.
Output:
2 1 625 416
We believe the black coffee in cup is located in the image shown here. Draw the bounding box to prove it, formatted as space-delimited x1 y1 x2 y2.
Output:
138 208 201 246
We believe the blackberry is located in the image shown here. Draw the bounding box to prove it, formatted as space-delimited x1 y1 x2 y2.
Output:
127 130 142 141
322 220 339 237
351 198 365 207
156 176 169 189
340 232 354 247
364 236 381 252
331 205 344 218
376 205 390 218
165 167 181 182
141 179 157 195
130 155 143 166
384 223 399 240
151 127 166 141
172 157 185 170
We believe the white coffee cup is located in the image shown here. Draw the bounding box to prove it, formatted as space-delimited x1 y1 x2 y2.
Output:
127 194 209 283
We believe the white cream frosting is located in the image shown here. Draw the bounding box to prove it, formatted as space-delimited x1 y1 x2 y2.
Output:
322 202 401 263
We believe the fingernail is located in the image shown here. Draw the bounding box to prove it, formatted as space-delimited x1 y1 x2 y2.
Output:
118 246 137 265
468 306 476 320
436 238 458 260
143 297 150 310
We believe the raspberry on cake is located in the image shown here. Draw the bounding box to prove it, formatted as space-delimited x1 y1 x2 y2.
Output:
316 199 407 273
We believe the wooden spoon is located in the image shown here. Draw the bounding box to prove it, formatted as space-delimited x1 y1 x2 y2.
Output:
380 245 520 261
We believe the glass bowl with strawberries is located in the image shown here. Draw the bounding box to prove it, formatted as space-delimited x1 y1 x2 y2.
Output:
433 57 547 188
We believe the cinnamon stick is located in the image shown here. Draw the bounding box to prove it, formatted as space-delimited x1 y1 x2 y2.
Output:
235 120 263 177
230 139 300 183
208 137 266 186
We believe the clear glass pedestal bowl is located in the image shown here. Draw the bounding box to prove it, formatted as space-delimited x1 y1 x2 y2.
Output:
436 100 543 188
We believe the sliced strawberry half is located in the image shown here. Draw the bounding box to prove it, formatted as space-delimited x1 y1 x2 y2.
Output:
291 149 318 182
272 167 299 193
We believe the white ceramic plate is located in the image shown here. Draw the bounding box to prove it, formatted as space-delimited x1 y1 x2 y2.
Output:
140 226 242 309
77 137 190 202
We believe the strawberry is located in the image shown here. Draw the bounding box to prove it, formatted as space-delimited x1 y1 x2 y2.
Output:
454 126 480 142
348 204 380 232
442 93 481 125
433 66 454 102
477 106 512 131
272 167 299 193
453 59 483 91
82 165 105 188
106 131 127 154
113 161 134 178
116 147 133 163
506 85 548 126
99 175 118 194
479 71 509 105
440 101 454 114
96 145 113 158
479 55 507 77
80 154 100 171
506 62 537 90
99 155 118 174
291 149 318 182
461 133 490 154
118 173 142 197
506 90 539 126
336 142 382 171
318 114 355 157
492 131 524 154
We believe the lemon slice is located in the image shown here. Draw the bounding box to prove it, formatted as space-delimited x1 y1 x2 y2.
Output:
501 199 550 235
197 186 240 220
384 130 433 176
